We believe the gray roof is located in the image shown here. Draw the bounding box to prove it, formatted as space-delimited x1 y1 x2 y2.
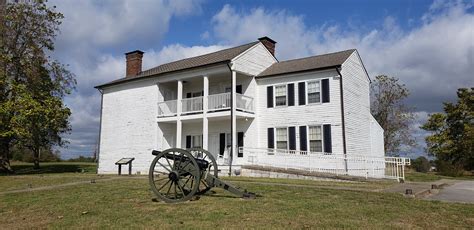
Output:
96 41 259 88
257 49 355 78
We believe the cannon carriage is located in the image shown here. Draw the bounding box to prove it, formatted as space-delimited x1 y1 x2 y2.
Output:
149 148 255 203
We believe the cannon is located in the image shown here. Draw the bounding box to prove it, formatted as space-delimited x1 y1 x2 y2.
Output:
148 148 255 203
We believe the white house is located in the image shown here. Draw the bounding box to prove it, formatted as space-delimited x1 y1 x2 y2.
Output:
95 37 393 178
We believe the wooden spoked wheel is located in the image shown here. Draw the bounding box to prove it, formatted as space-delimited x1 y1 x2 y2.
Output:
188 148 218 195
148 148 201 203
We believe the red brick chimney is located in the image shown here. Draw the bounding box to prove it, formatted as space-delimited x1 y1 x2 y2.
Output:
125 50 144 77
258 36 276 56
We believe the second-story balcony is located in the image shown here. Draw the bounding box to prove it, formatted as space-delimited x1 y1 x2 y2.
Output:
157 92 254 117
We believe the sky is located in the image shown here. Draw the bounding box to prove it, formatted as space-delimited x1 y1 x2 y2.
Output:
45 0 474 159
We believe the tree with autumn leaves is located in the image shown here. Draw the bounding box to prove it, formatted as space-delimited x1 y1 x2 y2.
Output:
0 1 75 172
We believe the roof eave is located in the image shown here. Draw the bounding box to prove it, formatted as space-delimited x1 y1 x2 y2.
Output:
256 65 342 79
95 60 231 89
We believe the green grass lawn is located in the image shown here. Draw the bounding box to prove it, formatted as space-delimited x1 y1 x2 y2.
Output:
0 163 473 229
405 169 474 182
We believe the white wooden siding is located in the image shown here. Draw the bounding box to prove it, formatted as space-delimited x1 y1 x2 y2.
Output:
255 70 344 155
231 43 277 76
341 51 373 157
98 79 158 174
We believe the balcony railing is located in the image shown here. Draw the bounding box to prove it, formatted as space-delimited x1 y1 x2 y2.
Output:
182 96 203 114
157 93 254 117
157 100 177 116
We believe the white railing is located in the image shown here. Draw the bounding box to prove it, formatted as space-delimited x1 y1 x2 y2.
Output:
239 147 410 181
236 94 254 112
157 93 254 117
208 93 231 111
182 96 203 114
157 100 177 117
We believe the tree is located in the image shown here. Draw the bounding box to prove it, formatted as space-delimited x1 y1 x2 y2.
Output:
421 88 473 174
411 156 431 173
371 75 416 156
0 1 75 172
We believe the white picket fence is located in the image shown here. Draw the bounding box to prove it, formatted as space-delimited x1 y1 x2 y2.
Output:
234 147 410 181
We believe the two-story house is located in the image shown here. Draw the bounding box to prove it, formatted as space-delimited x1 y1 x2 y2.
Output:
95 37 386 178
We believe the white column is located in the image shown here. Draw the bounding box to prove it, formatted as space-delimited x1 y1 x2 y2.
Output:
231 71 237 161
176 80 183 148
203 75 209 150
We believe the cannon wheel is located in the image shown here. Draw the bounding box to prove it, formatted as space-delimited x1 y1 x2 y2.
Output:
188 148 218 194
149 148 201 203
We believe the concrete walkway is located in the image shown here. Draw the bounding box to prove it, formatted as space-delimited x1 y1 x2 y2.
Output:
425 180 474 204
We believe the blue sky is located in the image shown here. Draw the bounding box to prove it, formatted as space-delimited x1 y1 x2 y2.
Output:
45 0 473 159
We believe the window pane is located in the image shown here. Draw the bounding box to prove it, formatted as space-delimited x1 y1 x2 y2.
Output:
310 140 322 152
308 81 320 93
276 128 287 141
192 135 202 148
276 96 286 106
277 141 287 150
275 85 286 96
308 92 320 103
309 126 322 140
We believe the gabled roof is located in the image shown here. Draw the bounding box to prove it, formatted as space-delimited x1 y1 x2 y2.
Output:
257 49 355 78
96 41 259 89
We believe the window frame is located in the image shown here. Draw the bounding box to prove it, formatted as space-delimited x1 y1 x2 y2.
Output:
307 125 324 153
191 135 203 148
274 127 289 150
273 84 288 107
306 80 322 105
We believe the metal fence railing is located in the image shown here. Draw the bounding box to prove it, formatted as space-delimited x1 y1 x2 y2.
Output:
238 147 410 181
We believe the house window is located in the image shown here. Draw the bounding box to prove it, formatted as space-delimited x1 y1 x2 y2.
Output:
276 127 288 150
308 126 323 152
192 135 202 148
274 85 287 106
307 81 321 104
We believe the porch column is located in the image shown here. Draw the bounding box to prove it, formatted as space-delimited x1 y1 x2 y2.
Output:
203 75 209 150
231 71 237 162
176 80 183 148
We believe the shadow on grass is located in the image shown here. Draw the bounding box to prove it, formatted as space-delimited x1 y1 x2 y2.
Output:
1 162 97 176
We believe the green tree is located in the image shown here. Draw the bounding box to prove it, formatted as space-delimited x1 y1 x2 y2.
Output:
0 1 75 172
371 75 416 156
421 88 474 174
411 156 431 173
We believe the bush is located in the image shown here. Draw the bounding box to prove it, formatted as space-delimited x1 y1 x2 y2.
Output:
435 160 464 177
67 156 96 162
411 156 431 173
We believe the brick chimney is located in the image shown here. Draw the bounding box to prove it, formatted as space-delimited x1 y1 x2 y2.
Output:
258 36 276 56
125 50 144 77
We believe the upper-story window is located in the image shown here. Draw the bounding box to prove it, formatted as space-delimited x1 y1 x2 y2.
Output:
307 81 321 104
274 85 287 106
276 127 288 149
308 126 322 152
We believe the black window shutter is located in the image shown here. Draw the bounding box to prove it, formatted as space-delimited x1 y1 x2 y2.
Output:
236 85 242 94
186 135 191 149
237 132 244 157
267 128 274 149
289 127 296 150
186 92 192 98
298 82 306 105
219 133 225 155
288 83 295 106
322 79 330 103
299 126 307 151
323 124 332 153
267 86 273 108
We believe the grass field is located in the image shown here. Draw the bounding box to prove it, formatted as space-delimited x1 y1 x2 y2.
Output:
1 163 473 229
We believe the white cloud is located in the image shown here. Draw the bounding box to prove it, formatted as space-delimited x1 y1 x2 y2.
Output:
210 2 473 113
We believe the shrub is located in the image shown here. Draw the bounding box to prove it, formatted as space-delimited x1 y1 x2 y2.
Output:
411 156 431 173
436 160 464 177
